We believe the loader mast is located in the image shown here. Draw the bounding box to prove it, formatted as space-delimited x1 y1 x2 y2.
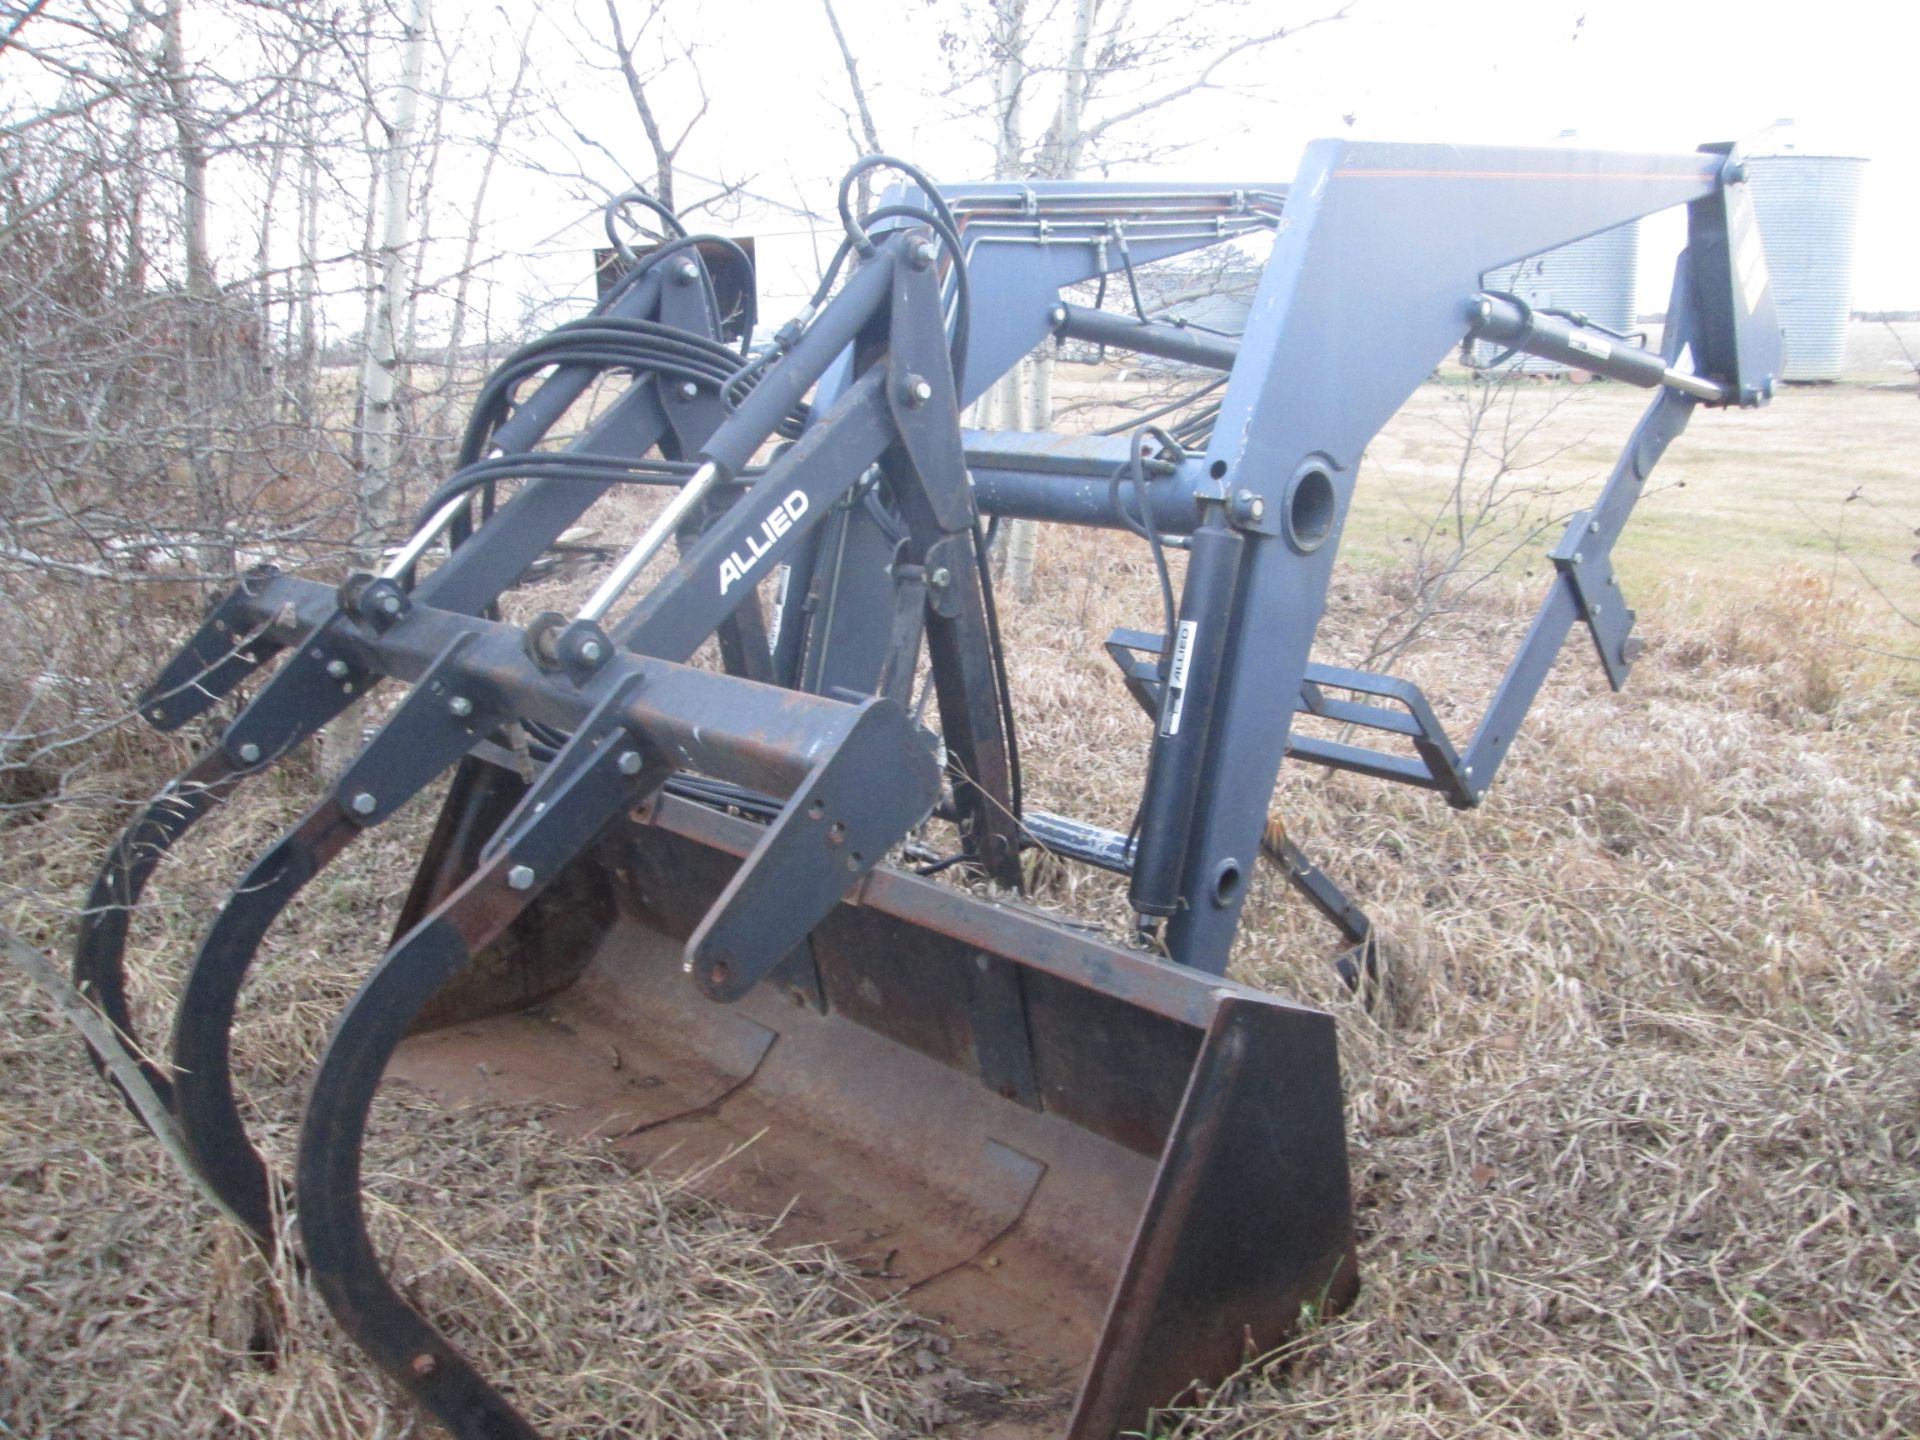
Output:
76 141 1781 1439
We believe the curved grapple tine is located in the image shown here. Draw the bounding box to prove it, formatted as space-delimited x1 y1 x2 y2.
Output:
171 637 506 1246
137 566 288 732
171 799 359 1243
74 602 375 1133
74 748 245 1115
298 727 661 1440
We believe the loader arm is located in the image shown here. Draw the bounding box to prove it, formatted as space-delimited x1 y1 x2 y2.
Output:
76 141 1791 1440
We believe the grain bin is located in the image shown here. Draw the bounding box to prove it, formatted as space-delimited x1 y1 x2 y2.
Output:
1745 153 1867 381
1475 221 1640 375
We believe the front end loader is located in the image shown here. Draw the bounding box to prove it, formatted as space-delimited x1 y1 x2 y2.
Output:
77 141 1782 1436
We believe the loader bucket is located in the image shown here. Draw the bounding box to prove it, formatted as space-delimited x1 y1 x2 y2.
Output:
341 777 1357 1438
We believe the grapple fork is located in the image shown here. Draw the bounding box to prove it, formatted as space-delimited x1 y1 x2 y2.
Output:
79 140 1787 1438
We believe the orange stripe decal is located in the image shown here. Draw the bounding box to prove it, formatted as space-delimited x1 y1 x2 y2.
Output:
1335 168 1711 182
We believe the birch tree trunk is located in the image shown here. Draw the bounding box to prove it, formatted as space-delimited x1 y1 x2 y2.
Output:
355 0 432 559
433 14 536 463
331 0 431 781
156 1 232 574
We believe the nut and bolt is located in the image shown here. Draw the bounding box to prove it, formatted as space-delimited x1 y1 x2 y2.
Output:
236 742 261 764
901 374 934 408
448 695 473 718
578 638 606 665
617 750 642 775
1231 489 1266 525
507 864 536 891
929 566 952 588
678 380 699 400
1049 304 1068 329
378 592 403 616
350 791 377 816
672 257 699 283
325 659 351 680
908 238 939 270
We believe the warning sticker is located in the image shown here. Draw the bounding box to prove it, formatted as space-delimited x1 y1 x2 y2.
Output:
766 564 791 651
1736 218 1771 316
1567 330 1612 363
1161 621 1198 737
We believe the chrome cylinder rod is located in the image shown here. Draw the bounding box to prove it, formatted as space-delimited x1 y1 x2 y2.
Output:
576 460 725 625
379 494 473 582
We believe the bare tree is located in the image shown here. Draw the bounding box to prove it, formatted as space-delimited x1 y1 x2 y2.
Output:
820 0 883 214
931 0 1354 594
355 0 432 557
601 0 706 215
1360 367 1589 673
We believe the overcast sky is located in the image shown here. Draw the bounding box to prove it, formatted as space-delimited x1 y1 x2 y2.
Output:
440 0 1919 324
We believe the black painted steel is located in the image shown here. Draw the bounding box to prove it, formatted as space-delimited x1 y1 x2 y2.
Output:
79 141 1795 1440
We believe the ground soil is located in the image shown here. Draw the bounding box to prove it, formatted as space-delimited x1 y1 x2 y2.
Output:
2 377 1914 1438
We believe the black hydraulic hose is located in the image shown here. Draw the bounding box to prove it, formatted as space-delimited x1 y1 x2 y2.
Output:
1108 426 1182 670
858 202 971 387
837 155 961 256
970 517 1023 820
604 187 686 263
1096 375 1229 437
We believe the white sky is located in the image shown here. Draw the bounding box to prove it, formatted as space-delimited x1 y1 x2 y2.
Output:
485 0 1918 319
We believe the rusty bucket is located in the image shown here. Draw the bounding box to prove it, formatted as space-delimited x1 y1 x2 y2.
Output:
350 767 1357 1438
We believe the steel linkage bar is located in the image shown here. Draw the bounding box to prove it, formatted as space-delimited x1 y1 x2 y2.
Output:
76 261 688 1145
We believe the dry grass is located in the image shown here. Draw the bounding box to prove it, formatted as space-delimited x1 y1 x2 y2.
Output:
1003 532 1919 1440
2 383 1916 1438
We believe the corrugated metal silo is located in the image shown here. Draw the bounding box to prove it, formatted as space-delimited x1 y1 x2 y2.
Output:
1475 221 1641 375
1745 154 1868 381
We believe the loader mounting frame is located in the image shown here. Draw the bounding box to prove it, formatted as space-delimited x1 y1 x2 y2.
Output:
76 139 1782 1439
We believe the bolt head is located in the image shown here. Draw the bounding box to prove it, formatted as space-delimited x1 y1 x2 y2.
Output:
908 237 938 270
678 380 699 400
325 658 350 680
902 375 933 407
617 750 642 775
236 742 261 764
929 566 952 588
378 592 403 616
1049 305 1068 328
578 638 605 665
350 791 377 816
448 695 473 718
507 864 536 891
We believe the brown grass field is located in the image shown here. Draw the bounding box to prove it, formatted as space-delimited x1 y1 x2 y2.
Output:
2 374 1915 1437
